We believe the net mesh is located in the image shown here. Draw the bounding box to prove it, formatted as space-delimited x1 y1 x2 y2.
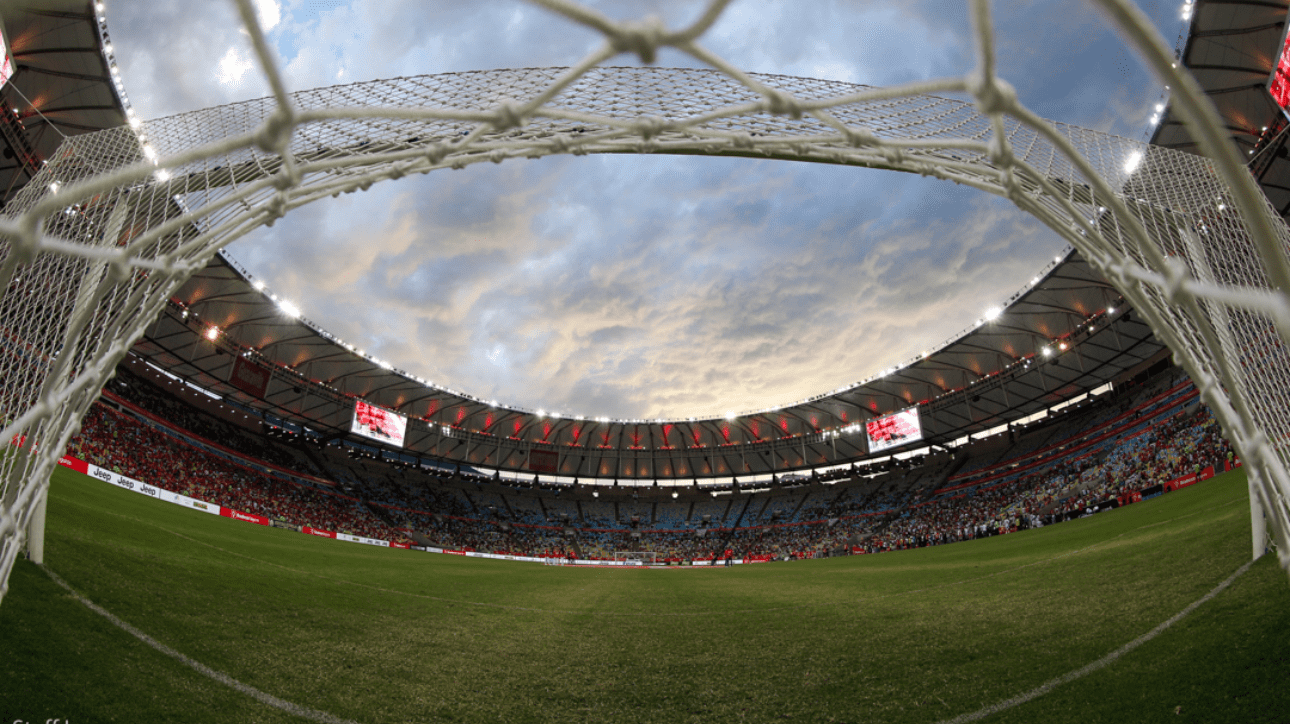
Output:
1 0 1288 603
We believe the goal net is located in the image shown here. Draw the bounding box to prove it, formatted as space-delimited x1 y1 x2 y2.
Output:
1 0 1288 606
614 551 658 566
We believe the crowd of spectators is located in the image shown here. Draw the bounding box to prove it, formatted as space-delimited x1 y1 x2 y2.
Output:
69 402 412 544
63 367 1235 563
862 397 1229 553
104 368 322 478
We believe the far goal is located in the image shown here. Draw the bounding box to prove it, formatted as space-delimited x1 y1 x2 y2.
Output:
614 551 658 566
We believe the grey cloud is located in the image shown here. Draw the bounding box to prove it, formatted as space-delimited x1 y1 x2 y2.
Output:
120 0 1180 419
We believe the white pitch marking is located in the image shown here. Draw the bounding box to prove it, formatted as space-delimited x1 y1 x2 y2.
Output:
42 566 362 724
934 557 1256 724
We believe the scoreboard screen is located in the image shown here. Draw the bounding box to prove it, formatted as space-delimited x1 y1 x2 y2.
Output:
0 30 13 88
865 407 922 453
351 400 407 447
1272 25 1290 112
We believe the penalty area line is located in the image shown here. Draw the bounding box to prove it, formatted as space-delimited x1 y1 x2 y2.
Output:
41 565 362 724
933 557 1257 724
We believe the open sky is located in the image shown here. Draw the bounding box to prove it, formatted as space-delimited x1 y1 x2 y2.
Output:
107 0 1189 420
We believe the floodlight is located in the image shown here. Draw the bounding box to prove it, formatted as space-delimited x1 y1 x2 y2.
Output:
1123 150 1143 174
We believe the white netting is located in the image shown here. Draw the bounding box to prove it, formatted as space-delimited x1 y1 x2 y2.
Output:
614 551 658 565
1 0 1288 604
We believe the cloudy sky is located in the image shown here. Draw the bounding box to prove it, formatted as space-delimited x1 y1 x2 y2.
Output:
106 0 1187 420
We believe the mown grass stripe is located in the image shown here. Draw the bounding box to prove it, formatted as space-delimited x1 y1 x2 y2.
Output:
934 557 1257 724
41 565 362 724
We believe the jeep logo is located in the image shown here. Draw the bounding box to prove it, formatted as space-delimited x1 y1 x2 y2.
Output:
140 485 156 496
93 469 112 482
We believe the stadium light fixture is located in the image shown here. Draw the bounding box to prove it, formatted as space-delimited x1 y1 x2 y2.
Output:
1041 346 1053 357
985 306 1002 321
278 300 300 318
1123 150 1143 175
724 411 736 421
205 326 219 341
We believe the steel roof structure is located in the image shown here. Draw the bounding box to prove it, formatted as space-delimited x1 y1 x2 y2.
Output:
133 246 1162 480
0 1 130 208
1154 0 1290 216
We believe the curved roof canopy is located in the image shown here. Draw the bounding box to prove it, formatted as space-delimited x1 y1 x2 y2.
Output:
130 246 1161 480
0 1 129 208
1154 0 1290 216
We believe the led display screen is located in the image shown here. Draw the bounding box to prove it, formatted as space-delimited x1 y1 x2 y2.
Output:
1272 27 1290 111
865 407 922 453
0 31 13 88
351 400 407 447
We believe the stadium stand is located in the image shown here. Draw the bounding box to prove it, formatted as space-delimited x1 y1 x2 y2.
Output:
61 361 1234 563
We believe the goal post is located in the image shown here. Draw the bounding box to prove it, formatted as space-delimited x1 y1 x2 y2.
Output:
2 0 1289 609
614 551 658 566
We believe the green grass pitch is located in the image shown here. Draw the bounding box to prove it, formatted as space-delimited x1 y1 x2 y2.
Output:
1 466 1287 723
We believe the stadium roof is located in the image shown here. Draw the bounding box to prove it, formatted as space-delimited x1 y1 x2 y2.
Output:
0 1 130 208
131 247 1165 479
21 0 1286 479
1152 0 1290 217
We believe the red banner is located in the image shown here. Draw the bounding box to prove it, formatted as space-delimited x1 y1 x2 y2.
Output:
302 526 335 538
57 455 89 475
1225 457 1242 471
528 449 558 474
220 507 269 526
442 549 467 556
390 542 410 549
1164 466 1213 493
230 355 271 398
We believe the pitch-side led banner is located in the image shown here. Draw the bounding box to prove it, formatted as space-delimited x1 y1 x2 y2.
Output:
337 532 389 547
221 507 270 526
865 407 923 453
58 455 89 475
351 400 407 447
